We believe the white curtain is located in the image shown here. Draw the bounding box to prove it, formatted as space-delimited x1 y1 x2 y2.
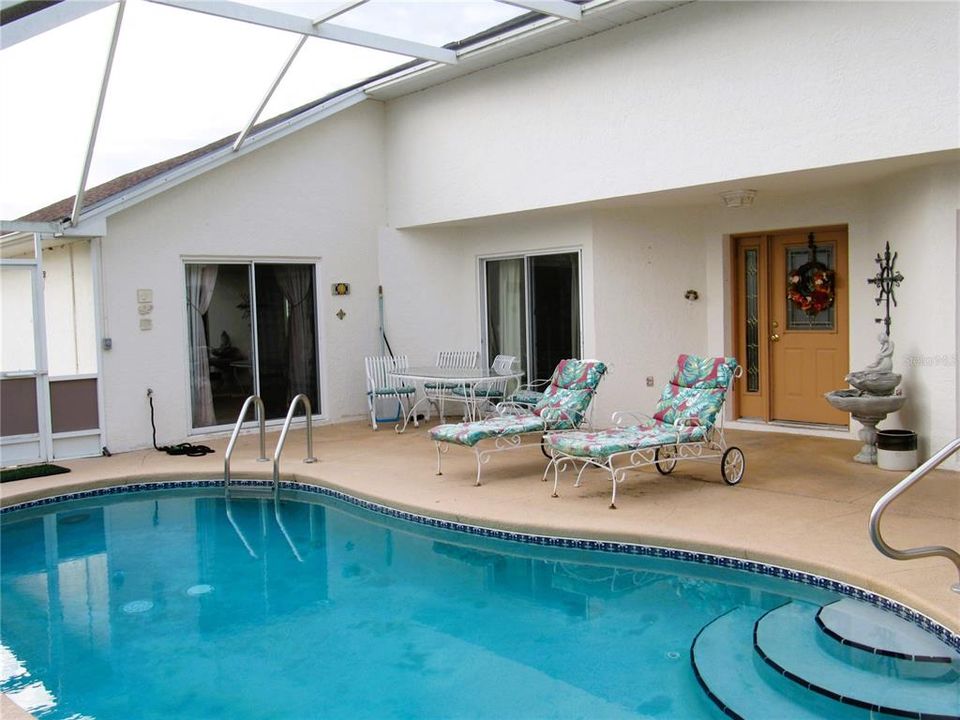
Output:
497 259 524 363
273 265 315 402
186 264 219 427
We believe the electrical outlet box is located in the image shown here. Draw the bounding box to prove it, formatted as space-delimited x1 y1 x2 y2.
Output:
646 376 654 387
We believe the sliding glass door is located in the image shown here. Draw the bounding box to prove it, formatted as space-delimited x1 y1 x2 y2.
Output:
185 261 320 429
482 251 581 382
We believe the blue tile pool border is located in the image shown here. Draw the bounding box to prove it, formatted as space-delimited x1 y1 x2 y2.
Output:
3 477 958 652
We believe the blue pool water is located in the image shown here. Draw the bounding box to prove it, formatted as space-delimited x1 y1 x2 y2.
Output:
1 485 956 719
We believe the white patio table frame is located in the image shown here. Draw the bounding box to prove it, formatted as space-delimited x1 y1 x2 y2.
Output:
386 366 524 433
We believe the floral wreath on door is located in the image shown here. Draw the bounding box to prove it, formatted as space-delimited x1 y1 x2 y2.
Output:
787 262 835 316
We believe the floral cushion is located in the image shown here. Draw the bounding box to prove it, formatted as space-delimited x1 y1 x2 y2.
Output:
531 360 608 425
534 386 592 428
668 354 738 389
509 389 545 406
552 359 608 390
653 386 727 427
430 359 608 448
545 421 708 459
430 414 546 447
369 385 416 396
451 386 504 398
652 355 737 427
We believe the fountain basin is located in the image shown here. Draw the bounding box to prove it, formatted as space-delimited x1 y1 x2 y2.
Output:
824 390 906 418
825 390 907 464
843 371 901 396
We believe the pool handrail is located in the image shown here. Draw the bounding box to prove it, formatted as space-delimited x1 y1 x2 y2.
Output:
869 436 960 593
224 394 269 494
272 393 318 503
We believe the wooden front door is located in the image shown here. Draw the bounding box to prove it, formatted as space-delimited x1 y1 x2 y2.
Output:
734 227 849 425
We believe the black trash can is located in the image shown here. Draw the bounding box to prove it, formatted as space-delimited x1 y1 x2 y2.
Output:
876 429 918 471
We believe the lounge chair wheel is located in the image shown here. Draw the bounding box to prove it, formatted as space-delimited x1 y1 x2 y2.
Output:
721 446 745 485
654 446 677 475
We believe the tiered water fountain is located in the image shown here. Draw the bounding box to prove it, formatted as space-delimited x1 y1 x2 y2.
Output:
825 242 906 464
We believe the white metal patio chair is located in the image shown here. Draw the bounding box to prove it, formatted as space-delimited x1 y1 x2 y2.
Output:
543 354 744 508
424 349 480 422
430 359 608 485
450 354 518 420
364 354 416 431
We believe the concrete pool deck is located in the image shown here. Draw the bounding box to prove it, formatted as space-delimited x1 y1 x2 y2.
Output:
2 421 958 636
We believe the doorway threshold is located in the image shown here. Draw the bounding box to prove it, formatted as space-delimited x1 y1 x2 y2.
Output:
728 418 851 439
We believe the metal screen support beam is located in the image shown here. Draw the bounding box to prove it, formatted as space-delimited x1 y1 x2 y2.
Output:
232 0 368 153
70 0 125 226
145 0 457 64
0 0 116 50
495 0 581 21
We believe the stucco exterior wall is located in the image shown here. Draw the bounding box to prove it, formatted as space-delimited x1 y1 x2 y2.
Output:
590 208 709 423
867 163 959 459
385 1 958 228
97 101 385 452
377 211 595 369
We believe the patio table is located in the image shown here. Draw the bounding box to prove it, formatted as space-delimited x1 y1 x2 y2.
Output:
386 365 524 433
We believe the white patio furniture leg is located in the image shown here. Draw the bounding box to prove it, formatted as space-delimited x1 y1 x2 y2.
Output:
550 458 562 498
435 442 443 475
610 467 621 510
368 394 378 431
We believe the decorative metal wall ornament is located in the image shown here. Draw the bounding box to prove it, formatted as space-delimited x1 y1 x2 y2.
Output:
787 232 836 316
867 242 904 335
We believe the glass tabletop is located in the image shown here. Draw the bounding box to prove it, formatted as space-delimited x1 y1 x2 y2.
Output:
387 366 523 382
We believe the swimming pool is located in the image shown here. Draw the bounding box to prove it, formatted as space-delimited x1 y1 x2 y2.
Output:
2 481 958 719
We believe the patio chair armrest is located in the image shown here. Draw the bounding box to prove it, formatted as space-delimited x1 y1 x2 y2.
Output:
612 410 654 427
494 401 530 416
516 377 551 392
539 407 583 426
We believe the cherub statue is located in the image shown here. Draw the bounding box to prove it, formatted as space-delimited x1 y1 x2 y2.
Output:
863 331 894 372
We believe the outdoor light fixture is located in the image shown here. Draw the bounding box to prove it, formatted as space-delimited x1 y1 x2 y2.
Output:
720 189 757 208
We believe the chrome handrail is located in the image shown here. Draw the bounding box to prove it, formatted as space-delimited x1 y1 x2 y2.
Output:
224 394 269 494
272 393 318 503
869 437 960 593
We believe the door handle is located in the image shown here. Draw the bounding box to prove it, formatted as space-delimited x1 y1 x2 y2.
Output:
770 334 781 342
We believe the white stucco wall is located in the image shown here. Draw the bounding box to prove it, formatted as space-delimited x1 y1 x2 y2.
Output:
378 211 595 370
867 163 959 458
377 159 958 460
97 101 386 452
385 1 958 228
590 208 709 422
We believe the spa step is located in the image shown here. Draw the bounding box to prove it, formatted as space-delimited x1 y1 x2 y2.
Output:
817 598 960 665
691 606 871 719
755 601 960 719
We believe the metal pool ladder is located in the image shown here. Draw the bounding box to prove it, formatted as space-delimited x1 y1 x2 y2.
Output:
222 394 317 562
869 436 960 593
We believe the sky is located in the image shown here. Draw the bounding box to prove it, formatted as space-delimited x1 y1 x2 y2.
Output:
0 0 524 220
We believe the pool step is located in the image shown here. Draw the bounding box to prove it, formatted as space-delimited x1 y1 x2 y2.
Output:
817 598 960 666
755 601 960 719
691 606 874 719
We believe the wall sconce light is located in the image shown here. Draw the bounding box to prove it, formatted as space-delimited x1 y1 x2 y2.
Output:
720 189 757 208
684 289 699 301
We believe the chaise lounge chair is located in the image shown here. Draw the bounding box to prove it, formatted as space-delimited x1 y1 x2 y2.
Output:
543 354 743 508
429 358 608 485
